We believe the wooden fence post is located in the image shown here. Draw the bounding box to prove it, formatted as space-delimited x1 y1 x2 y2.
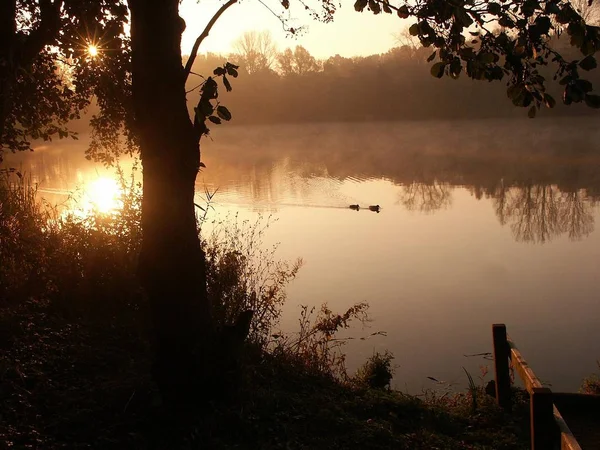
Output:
530 387 555 450
492 324 511 410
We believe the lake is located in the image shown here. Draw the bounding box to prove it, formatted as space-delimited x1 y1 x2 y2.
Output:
4 117 600 393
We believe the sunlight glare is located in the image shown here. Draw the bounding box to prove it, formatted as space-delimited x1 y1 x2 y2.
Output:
87 45 99 57
84 177 121 213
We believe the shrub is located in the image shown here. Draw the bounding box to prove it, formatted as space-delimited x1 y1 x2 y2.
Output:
581 361 600 395
354 350 395 389
270 302 372 379
203 213 302 345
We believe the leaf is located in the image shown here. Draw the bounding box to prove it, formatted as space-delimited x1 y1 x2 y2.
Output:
563 87 573 105
226 66 239 78
459 47 475 59
454 8 473 27
213 67 226 76
576 79 593 93
478 52 496 64
409 23 420 36
427 51 436 62
354 0 368 12
222 75 232 92
585 93 600 108
568 22 586 48
543 93 556 108
397 5 409 18
450 58 462 78
559 75 572 85
281 0 289 9
368 0 381 14
581 38 596 57
208 116 222 124
488 3 501 15
217 105 232 121
382 2 392 13
528 105 536 118
545 1 561 14
430 62 445 78
580 55 597 71
534 16 551 36
508 84 531 107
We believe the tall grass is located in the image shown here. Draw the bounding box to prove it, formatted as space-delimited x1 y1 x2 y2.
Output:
0 166 369 371
204 213 303 345
0 169 57 304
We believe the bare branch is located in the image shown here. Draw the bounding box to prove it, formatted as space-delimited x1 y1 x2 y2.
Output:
257 0 287 27
184 0 238 82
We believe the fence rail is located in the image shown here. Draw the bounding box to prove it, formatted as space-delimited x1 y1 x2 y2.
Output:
492 324 588 450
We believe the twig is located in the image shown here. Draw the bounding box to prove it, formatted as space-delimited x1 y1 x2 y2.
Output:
184 0 239 82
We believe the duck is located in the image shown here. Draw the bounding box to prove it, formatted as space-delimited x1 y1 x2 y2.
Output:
349 204 360 211
368 205 380 213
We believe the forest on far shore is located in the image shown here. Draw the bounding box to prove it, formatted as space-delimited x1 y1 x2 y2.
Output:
70 28 600 135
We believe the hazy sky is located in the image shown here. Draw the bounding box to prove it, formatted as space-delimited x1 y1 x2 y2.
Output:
180 0 409 59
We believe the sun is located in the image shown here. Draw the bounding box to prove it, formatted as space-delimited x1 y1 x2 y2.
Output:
87 45 99 57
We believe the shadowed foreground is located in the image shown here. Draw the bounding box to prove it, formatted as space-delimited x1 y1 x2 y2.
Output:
0 173 532 449
0 301 532 450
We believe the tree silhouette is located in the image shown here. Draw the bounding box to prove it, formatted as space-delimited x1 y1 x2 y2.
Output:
277 45 322 76
232 30 278 74
3 0 600 406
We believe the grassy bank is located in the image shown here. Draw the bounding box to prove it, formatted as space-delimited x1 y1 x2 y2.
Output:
0 170 532 449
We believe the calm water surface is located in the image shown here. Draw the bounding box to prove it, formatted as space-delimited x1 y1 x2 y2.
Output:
5 117 600 392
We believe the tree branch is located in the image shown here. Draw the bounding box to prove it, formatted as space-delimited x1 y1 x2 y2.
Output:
183 0 238 82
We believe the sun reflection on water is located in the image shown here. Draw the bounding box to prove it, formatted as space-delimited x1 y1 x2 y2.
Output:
84 178 121 213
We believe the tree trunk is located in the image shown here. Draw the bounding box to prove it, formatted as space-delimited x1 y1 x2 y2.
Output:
129 0 214 403
0 0 16 147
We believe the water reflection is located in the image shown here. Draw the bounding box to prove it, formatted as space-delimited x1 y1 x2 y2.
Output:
3 118 600 244
493 185 595 243
399 182 452 213
3 119 600 392
80 178 122 214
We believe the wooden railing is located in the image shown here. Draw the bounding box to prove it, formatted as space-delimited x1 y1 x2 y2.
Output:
492 324 583 450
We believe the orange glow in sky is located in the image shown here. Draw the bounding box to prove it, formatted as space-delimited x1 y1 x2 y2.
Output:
179 0 408 59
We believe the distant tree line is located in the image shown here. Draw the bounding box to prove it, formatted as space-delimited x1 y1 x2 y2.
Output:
69 28 600 136
180 29 600 127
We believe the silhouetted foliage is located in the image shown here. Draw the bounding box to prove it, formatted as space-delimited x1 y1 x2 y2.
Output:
180 33 600 126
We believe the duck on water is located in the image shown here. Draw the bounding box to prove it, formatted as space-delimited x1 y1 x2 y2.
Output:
349 204 380 213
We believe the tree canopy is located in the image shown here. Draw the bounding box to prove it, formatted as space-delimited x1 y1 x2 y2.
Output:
1 0 600 161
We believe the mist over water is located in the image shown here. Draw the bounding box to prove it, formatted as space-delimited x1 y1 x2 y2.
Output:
6 117 600 392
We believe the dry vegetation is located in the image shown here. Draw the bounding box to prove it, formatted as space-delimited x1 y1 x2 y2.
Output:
0 168 543 449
